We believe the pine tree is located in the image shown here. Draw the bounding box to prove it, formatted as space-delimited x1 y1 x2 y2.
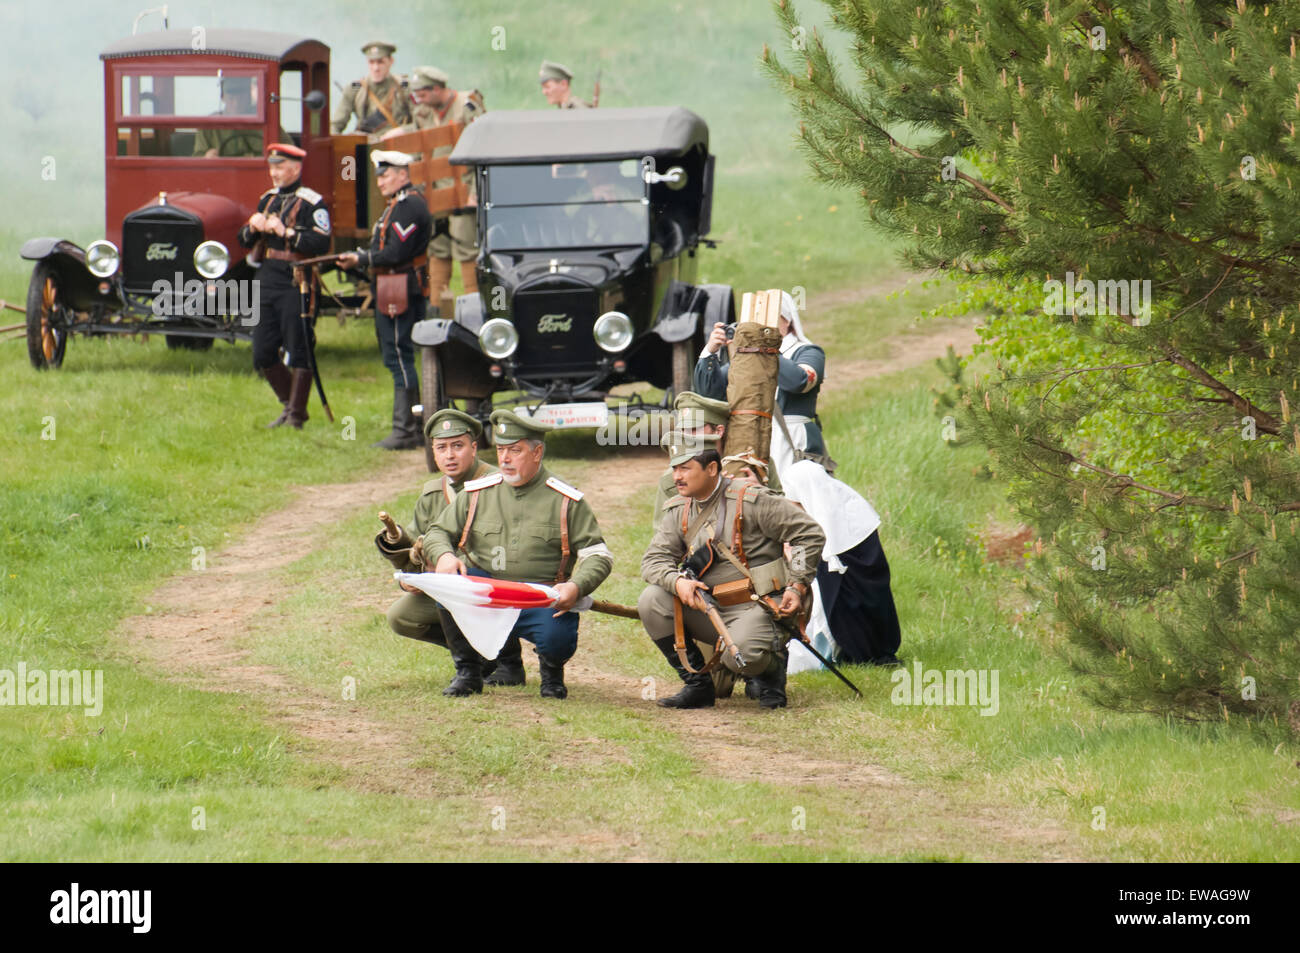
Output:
765 0 1300 732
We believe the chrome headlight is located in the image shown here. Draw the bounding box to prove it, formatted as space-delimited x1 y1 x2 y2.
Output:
194 240 229 279
85 240 120 278
479 318 519 360
593 310 633 353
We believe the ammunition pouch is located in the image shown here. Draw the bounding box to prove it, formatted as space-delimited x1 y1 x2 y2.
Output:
375 273 409 317
357 110 387 134
711 578 753 607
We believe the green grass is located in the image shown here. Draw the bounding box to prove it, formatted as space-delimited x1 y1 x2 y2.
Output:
2 0 1298 862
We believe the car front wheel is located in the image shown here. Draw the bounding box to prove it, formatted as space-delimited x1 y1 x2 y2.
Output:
25 260 69 370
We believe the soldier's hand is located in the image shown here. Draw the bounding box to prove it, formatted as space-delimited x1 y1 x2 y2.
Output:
551 582 580 617
435 552 467 575
398 579 419 593
248 212 268 232
410 535 425 567
337 252 361 269
777 586 802 617
704 321 728 356
674 576 710 611
267 215 286 237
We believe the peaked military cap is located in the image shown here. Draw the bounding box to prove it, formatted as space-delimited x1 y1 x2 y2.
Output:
362 41 397 59
425 408 482 440
370 149 413 171
410 66 450 90
661 430 722 467
265 142 307 163
538 60 574 83
674 391 730 430
490 409 553 444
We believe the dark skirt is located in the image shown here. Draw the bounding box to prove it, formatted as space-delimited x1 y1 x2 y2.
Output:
815 530 901 664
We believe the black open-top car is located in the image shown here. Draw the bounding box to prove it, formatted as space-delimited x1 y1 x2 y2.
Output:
413 106 734 439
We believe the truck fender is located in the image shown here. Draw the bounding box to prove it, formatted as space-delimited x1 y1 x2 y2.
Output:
20 237 87 265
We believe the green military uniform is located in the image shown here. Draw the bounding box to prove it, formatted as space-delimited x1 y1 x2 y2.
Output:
331 42 411 136
639 431 825 708
380 461 497 646
421 410 612 698
193 127 261 157
650 392 782 531
539 59 589 109
407 68 484 263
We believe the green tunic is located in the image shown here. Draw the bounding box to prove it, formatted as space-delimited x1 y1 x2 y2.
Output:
376 458 496 572
642 477 824 597
638 477 826 676
650 465 783 534
331 75 412 135
422 465 613 597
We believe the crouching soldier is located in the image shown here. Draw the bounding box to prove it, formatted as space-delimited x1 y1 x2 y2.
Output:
377 408 532 681
638 432 825 709
419 409 613 699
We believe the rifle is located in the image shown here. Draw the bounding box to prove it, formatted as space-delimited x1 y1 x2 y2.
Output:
676 556 746 672
296 267 334 422
296 252 358 269
752 592 863 697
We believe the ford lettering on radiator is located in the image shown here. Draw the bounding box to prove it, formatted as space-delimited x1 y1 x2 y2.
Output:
537 314 572 333
146 242 178 261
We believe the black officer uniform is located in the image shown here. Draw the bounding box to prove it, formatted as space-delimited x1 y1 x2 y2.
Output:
236 142 331 428
355 151 433 449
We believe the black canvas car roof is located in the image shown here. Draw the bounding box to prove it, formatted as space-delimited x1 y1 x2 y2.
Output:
101 29 320 61
449 107 709 165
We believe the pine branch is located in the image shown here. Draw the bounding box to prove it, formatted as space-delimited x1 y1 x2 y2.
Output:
1024 437 1300 512
1159 343 1282 434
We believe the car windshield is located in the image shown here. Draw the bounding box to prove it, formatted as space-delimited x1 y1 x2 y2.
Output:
484 160 648 249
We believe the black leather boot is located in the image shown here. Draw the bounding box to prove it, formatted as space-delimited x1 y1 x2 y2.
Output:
537 653 567 699
484 635 526 686
652 637 715 709
260 364 292 427
284 367 312 429
374 386 423 450
752 650 789 710
743 677 760 700
438 609 484 697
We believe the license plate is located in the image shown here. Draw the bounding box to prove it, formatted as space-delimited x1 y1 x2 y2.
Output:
518 402 609 429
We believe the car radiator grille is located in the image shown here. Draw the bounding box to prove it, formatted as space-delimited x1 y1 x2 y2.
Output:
121 215 203 295
512 286 599 376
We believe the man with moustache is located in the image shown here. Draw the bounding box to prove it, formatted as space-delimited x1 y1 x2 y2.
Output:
638 431 824 710
419 409 612 699
236 142 331 428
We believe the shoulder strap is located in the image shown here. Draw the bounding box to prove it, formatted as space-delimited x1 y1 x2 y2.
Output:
682 478 729 546
365 81 397 126
442 476 454 505
554 495 571 583
733 485 749 567
457 490 480 553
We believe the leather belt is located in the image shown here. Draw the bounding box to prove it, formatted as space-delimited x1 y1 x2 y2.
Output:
264 248 303 262
374 254 429 276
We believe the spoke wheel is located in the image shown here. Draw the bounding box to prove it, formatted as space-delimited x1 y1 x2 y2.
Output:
25 260 69 370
